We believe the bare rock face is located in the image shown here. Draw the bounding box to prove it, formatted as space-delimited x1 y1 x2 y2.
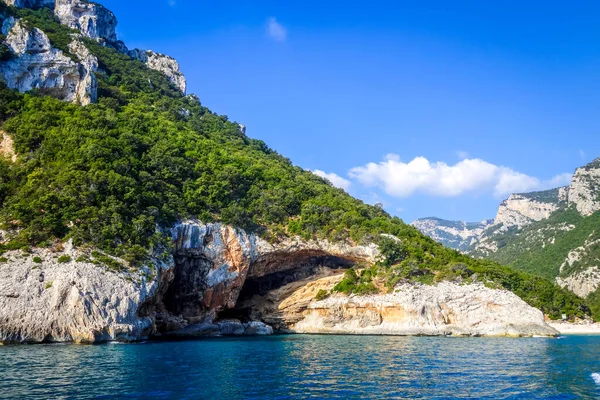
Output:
54 0 117 42
130 49 186 94
67 36 98 104
167 221 258 319
288 279 559 337
493 193 562 229
0 21 98 105
0 130 16 162
557 267 600 298
568 159 600 216
0 242 162 344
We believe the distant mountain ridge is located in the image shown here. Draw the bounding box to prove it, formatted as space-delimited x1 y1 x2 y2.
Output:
414 158 600 316
411 217 493 251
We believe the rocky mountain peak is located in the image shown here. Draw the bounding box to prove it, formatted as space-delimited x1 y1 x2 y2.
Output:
0 0 187 103
567 159 600 216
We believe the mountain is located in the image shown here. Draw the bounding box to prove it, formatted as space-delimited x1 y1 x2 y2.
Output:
411 217 493 251
0 0 584 343
415 159 600 317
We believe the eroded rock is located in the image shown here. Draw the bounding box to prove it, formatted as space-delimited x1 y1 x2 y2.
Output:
0 21 97 105
130 49 186 94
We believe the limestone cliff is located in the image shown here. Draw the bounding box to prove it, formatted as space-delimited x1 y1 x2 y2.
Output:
0 21 98 104
54 0 117 42
568 158 600 217
492 189 565 229
0 221 379 343
0 0 187 102
0 241 161 344
242 274 559 337
130 49 186 95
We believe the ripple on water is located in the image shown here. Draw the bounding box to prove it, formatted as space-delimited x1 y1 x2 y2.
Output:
0 335 599 399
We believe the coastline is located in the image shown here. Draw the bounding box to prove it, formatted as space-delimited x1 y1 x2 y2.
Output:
548 322 600 335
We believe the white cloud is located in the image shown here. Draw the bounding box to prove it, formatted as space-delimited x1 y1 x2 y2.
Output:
313 170 351 190
349 155 572 199
267 17 287 42
456 150 469 160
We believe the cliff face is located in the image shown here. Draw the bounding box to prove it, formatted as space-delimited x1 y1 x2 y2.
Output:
130 49 186 94
0 0 187 102
0 21 98 104
568 159 600 217
240 273 559 337
0 241 161 344
0 221 379 343
54 0 117 42
493 190 564 229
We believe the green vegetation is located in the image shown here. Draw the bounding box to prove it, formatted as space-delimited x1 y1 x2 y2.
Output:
45 281 53 289
314 289 330 301
33 256 42 263
0 7 591 319
333 268 379 295
475 209 600 280
0 257 7 263
57 255 72 263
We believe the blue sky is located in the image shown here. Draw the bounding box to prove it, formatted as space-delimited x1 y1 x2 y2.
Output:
101 0 600 223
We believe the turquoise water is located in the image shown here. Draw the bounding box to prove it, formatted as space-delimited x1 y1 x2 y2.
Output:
1 335 599 399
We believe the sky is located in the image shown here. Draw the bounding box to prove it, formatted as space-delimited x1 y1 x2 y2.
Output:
101 0 600 223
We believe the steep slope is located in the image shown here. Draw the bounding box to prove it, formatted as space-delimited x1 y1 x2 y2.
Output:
411 217 493 251
0 1 586 342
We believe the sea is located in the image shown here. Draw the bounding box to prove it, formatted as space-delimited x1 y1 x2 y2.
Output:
1 334 599 399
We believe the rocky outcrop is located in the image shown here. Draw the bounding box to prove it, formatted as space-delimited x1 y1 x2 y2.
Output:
130 49 186 94
493 191 563 229
557 267 600 298
287 279 558 337
0 21 98 105
411 217 493 251
0 219 561 343
568 159 600 216
1 0 187 101
0 242 161 344
54 0 117 42
0 130 16 162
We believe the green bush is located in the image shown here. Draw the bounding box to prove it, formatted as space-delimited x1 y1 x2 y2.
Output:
57 255 72 263
45 281 53 289
33 256 42 263
314 289 330 301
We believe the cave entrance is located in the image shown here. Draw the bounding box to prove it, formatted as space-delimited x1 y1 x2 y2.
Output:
216 252 356 325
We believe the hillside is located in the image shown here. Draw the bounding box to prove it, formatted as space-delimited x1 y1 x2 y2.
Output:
0 0 589 342
414 159 600 318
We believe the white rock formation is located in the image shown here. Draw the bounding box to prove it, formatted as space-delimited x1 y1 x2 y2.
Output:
557 267 600 298
568 159 600 216
0 21 98 105
0 242 162 344
291 281 559 337
0 130 16 162
493 193 561 228
130 49 186 94
68 36 98 104
54 0 117 42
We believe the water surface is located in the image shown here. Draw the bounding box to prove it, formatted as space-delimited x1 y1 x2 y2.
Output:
1 335 599 399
